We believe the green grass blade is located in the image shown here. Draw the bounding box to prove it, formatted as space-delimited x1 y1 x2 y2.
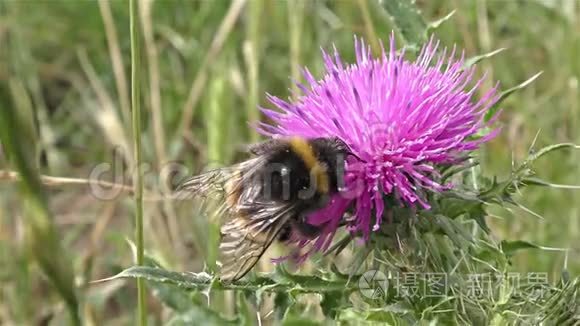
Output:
129 0 147 324
245 0 262 142
0 81 80 325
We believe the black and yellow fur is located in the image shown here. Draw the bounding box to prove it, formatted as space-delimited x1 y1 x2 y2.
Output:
177 136 350 281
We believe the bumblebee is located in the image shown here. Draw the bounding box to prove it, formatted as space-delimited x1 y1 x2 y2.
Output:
177 137 351 281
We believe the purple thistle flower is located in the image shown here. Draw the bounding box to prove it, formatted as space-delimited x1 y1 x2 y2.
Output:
258 34 500 260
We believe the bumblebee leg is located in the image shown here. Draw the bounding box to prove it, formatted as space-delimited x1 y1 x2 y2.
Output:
277 224 292 242
291 219 323 239
292 212 350 239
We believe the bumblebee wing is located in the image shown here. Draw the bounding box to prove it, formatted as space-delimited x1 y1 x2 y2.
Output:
219 203 295 282
174 167 231 200
174 157 264 201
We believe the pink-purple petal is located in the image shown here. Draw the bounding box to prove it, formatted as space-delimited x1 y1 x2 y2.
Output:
261 34 500 262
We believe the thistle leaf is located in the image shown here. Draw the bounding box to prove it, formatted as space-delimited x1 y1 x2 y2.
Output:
527 143 580 163
100 265 357 293
281 317 322 326
485 71 543 121
500 240 540 256
377 0 427 49
427 10 456 32
166 305 239 326
235 292 255 326
462 48 506 70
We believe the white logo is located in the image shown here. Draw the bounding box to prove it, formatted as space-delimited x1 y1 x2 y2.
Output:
358 269 388 299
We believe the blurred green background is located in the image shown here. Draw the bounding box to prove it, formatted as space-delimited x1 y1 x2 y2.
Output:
0 0 579 324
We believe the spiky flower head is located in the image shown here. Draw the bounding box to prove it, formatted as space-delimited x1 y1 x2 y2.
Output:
259 34 500 259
